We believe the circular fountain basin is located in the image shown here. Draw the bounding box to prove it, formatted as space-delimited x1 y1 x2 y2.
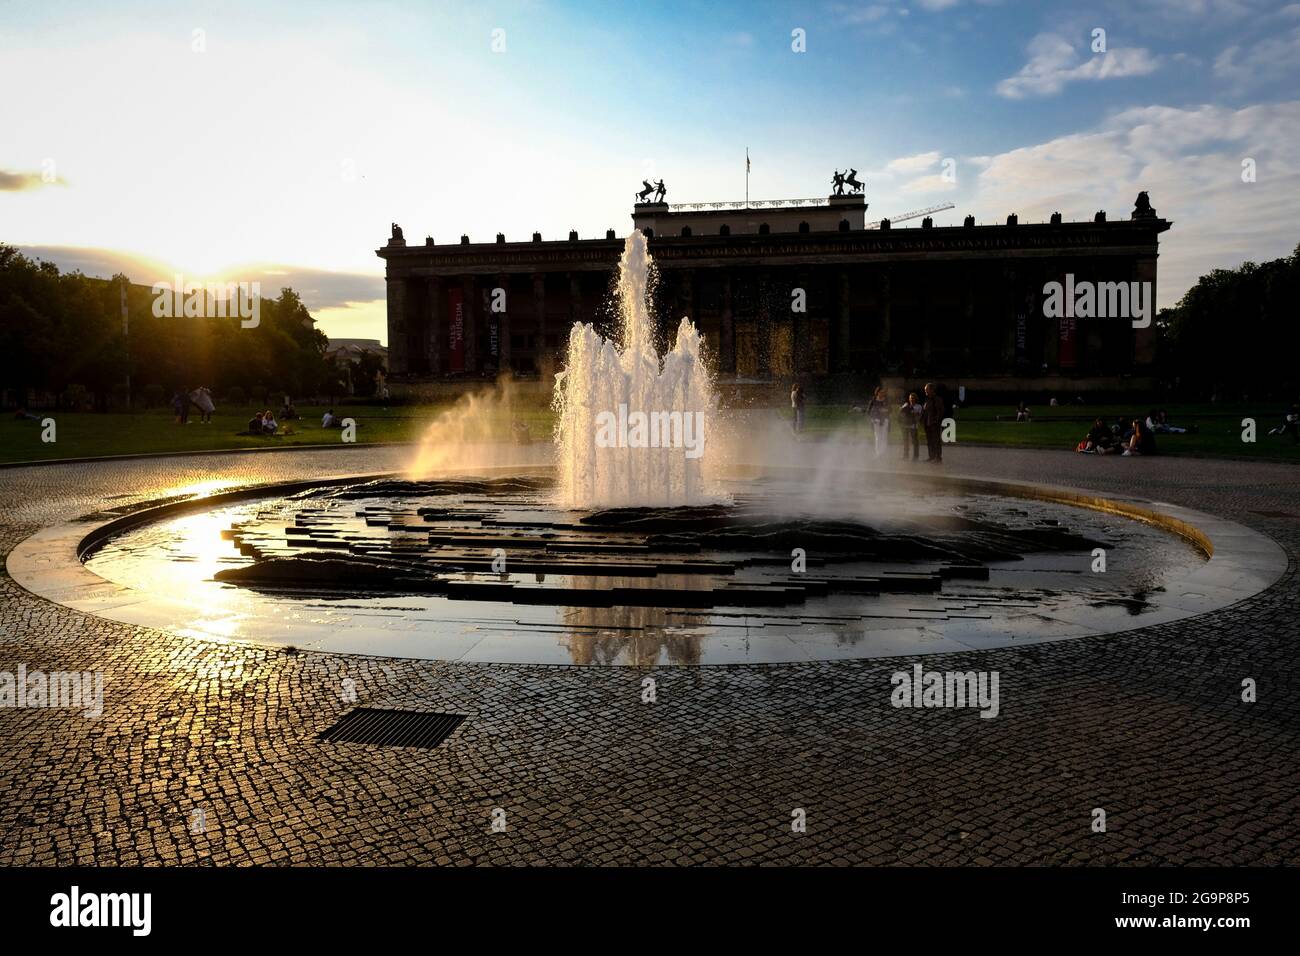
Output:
7 466 1286 665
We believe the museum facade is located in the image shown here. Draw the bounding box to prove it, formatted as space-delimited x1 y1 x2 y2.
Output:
378 190 1171 396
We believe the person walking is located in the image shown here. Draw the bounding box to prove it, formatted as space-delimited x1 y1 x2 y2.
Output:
867 386 890 458
922 382 946 463
899 391 923 461
791 383 806 435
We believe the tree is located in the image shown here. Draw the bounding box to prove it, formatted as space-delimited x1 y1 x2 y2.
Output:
1158 243 1300 399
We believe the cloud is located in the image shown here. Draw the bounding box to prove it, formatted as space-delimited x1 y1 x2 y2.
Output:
15 246 385 314
914 0 962 10
996 33 1159 99
900 173 957 194
0 169 64 191
838 4 892 24
1213 24 1300 90
968 100 1300 306
1129 0 1261 20
886 150 941 172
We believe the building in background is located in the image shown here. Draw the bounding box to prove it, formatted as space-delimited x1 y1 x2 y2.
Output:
378 186 1170 399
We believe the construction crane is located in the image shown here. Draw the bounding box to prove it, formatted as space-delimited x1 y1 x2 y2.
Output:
865 202 956 229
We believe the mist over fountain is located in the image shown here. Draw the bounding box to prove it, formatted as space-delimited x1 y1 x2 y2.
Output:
553 230 720 509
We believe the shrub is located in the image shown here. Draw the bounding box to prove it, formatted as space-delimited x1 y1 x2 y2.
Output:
226 385 246 406
143 384 165 408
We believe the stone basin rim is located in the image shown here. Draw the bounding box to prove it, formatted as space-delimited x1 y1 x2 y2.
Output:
5 462 1287 666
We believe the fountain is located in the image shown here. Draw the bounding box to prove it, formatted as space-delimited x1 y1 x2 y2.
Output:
54 234 1260 666
553 230 719 509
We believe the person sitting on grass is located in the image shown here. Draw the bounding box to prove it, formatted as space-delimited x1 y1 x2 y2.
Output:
1123 418 1156 456
247 413 264 436
322 408 340 428
1078 417 1118 454
261 410 278 435
1267 403 1299 443
1014 401 1031 422
1146 408 1189 435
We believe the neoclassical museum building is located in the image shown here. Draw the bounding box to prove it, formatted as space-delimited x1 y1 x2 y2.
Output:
378 182 1170 397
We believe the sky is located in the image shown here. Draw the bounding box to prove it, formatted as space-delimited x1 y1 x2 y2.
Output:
3 0 1299 343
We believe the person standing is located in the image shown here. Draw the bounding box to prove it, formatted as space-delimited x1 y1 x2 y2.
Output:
867 386 890 458
899 391 923 461
922 382 946 463
791 383 806 435
190 386 215 424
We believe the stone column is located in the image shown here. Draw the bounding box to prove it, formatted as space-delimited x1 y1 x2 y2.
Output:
834 269 851 372
533 273 549 382
496 272 511 373
794 268 811 374
1002 268 1018 366
1133 255 1158 369
679 268 695 328
879 270 893 364
757 270 772 378
386 277 408 375
720 272 735 373
1042 263 1060 370
426 276 443 376
963 267 976 364
919 270 932 365
568 272 583 328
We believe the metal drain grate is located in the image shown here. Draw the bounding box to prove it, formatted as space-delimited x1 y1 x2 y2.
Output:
319 708 466 749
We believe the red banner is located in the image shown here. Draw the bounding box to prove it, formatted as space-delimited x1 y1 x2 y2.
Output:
448 288 465 373
1057 274 1076 369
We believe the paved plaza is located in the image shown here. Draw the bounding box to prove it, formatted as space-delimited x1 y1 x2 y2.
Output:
1 444 1297 866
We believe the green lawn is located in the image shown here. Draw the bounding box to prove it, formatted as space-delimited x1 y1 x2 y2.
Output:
0 403 556 464
800 402 1300 461
2 401 1298 464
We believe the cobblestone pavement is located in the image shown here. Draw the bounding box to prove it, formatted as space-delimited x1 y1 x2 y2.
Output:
0 443 1297 866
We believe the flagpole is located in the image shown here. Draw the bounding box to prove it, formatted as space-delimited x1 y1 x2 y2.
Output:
745 147 750 208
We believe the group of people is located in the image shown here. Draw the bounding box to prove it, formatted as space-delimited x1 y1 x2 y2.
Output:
897 384 946 463
1076 409 1196 456
172 387 215 424
1077 417 1156 456
791 381 949 463
246 410 281 435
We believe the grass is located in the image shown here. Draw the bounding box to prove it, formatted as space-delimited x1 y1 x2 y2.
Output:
800 402 1300 461
2 401 1298 464
0 403 554 464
